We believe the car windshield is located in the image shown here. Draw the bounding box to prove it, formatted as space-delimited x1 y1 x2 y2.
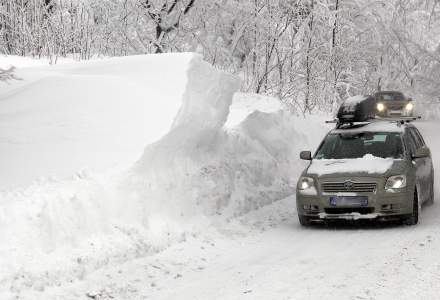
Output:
315 132 404 159
376 93 404 101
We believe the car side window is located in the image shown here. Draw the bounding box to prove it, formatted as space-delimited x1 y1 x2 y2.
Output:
405 130 418 155
408 128 423 149
412 128 426 147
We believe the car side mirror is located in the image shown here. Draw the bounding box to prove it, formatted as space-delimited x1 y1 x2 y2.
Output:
412 147 430 159
300 151 312 160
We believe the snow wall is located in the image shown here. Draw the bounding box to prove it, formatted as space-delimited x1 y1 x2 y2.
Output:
0 54 328 296
128 57 327 220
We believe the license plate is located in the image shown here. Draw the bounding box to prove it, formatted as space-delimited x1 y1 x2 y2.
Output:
389 110 402 115
329 196 368 207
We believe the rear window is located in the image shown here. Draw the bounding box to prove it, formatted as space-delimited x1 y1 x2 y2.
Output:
315 132 404 159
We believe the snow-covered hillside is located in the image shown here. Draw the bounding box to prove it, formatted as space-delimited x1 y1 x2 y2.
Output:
0 54 328 299
0 54 195 189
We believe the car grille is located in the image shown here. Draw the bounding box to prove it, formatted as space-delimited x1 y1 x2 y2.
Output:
325 207 374 214
322 182 377 193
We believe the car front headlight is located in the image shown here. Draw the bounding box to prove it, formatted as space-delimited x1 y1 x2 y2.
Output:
377 103 385 112
385 175 407 191
298 176 315 190
405 102 414 111
297 176 318 196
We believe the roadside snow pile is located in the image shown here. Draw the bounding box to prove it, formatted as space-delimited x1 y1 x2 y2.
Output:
0 53 329 298
130 71 327 218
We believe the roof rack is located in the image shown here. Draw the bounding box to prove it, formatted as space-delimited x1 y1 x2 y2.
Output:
326 116 422 129
374 116 421 124
325 118 371 129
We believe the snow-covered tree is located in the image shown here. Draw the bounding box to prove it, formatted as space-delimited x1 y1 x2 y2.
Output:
1 0 440 113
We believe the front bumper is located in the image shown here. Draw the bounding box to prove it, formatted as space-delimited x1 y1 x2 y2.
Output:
296 178 412 221
377 108 413 117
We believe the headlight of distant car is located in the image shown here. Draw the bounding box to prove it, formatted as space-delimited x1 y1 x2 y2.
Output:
385 175 407 191
298 177 315 190
377 103 385 112
405 102 414 111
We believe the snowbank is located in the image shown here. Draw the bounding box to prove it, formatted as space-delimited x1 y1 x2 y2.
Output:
132 114 327 219
131 70 327 218
0 53 330 298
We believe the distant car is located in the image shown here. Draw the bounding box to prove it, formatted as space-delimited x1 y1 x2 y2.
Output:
375 91 414 117
296 120 434 226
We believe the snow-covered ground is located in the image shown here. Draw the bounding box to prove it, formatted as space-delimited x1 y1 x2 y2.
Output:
0 54 194 189
19 121 440 300
0 54 328 299
1 54 439 300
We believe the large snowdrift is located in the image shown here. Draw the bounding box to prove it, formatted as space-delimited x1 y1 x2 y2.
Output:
0 54 329 298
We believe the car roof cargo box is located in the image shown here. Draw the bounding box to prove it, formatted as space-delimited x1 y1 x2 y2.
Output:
337 95 376 123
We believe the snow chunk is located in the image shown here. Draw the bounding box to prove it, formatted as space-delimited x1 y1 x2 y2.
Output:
308 155 395 176
224 93 283 127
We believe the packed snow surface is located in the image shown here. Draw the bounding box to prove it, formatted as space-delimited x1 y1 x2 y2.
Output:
0 54 193 189
307 154 396 176
2 53 440 299
21 121 440 300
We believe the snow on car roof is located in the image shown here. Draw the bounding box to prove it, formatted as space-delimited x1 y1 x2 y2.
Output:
332 121 406 134
308 154 396 176
343 95 369 105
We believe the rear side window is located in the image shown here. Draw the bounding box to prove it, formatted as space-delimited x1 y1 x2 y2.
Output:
405 130 419 155
412 128 426 146
408 128 425 148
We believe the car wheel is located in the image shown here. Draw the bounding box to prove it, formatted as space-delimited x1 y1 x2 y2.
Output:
427 174 435 205
298 215 312 226
404 189 419 226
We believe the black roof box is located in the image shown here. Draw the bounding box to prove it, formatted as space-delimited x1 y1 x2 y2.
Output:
337 95 376 123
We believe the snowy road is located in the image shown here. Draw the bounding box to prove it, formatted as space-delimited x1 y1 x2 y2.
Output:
30 120 440 300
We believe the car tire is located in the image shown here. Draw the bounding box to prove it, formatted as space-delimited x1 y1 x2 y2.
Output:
427 174 435 205
298 215 312 226
403 189 419 226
